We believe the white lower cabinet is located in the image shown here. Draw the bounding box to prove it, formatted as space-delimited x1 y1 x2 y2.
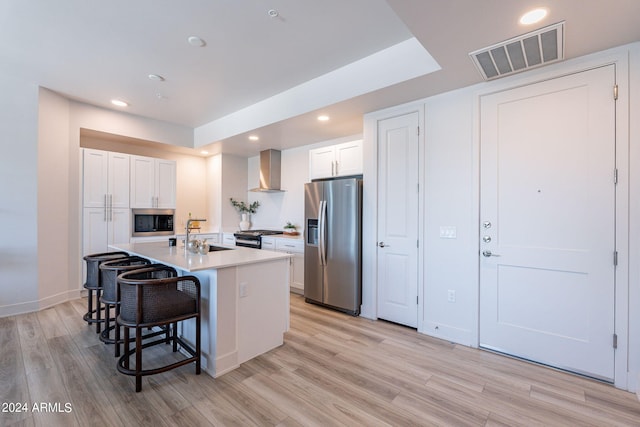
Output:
222 232 236 246
83 207 130 256
274 238 304 294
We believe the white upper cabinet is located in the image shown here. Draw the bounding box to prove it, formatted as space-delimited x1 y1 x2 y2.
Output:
130 155 176 208
83 149 130 208
309 140 362 180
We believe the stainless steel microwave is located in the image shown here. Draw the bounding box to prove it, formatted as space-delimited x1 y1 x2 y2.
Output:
132 209 175 237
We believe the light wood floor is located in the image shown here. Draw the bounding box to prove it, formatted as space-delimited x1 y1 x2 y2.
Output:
2 294 640 426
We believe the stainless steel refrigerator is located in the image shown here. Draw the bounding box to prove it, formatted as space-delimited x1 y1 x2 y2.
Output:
304 177 362 315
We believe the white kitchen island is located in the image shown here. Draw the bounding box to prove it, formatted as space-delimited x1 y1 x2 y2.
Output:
109 241 292 378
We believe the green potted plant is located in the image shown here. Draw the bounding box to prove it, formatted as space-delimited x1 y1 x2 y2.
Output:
230 198 260 230
283 221 299 235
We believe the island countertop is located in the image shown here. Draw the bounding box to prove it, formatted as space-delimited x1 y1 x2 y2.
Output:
109 241 292 272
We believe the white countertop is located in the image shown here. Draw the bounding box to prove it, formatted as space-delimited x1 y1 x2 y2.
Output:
109 241 292 272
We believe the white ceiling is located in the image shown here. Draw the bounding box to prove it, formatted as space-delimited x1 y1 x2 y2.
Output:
3 0 640 156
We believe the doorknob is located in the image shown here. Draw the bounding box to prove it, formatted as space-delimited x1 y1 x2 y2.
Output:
482 250 500 257
378 242 388 248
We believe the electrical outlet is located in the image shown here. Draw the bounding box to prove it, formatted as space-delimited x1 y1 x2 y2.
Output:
439 226 457 239
239 282 248 298
447 289 456 303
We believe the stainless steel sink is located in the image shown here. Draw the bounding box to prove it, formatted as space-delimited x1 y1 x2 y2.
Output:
208 245 233 252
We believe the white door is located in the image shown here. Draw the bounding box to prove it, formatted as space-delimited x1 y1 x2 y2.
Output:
377 112 419 327
479 65 616 381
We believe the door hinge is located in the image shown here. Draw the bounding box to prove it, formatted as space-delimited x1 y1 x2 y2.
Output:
417 239 419 248
416 295 419 304
614 251 618 266
614 168 618 185
613 84 619 100
613 333 618 349
417 126 420 136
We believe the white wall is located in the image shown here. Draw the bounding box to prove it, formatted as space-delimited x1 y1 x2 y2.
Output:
38 88 73 306
423 87 477 345
0 72 39 315
247 134 363 232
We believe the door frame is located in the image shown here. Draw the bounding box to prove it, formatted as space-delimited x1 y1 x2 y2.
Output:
362 102 426 329
473 49 630 389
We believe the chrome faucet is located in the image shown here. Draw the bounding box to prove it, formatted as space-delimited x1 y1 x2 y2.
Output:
185 218 206 253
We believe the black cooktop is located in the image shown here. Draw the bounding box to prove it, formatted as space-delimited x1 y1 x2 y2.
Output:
234 229 283 237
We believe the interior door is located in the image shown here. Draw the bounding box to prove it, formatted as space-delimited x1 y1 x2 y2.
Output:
479 65 616 381
377 112 419 327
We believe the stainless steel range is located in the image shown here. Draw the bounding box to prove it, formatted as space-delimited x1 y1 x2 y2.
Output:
234 230 283 249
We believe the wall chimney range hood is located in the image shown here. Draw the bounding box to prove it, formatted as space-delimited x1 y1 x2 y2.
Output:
250 149 285 192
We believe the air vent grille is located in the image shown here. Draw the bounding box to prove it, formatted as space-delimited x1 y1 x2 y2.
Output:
469 22 564 81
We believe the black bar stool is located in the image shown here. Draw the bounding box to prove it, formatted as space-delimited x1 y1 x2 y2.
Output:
82 251 129 333
117 265 201 392
98 256 151 355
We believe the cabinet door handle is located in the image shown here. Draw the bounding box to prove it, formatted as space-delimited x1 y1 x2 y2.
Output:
104 194 108 221
335 161 339 175
331 161 335 176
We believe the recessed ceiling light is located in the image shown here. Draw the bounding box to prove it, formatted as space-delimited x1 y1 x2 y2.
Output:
268 9 279 18
248 135 259 141
148 74 165 82
187 36 206 47
317 115 330 122
519 8 548 25
111 99 128 107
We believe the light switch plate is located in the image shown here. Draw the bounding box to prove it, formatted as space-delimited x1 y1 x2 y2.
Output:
439 226 457 239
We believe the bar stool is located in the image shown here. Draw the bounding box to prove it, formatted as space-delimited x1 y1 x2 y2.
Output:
82 251 129 333
98 256 151 355
117 265 201 392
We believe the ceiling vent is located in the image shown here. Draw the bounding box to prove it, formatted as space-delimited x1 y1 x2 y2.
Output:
469 22 564 81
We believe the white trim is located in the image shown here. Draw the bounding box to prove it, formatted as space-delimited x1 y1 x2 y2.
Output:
0 289 81 318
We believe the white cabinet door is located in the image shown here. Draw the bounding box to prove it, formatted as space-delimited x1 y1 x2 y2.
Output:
109 208 131 245
261 237 276 251
83 207 108 256
274 238 304 293
309 146 336 180
130 155 156 208
222 233 236 246
82 149 131 257
108 152 130 208
291 253 304 294
156 159 176 208
309 140 362 180
335 140 363 177
130 155 176 208
83 149 108 208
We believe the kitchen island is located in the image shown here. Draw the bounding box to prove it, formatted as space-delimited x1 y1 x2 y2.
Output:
109 241 292 378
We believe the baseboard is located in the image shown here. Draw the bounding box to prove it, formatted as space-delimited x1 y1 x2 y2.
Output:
0 289 82 318
421 320 475 347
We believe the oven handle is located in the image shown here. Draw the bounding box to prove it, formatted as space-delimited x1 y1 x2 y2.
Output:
235 238 260 247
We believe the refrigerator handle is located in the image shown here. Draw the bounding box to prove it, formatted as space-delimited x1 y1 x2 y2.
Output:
319 200 327 266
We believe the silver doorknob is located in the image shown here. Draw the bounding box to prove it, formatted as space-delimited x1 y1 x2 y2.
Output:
482 250 500 257
378 242 387 248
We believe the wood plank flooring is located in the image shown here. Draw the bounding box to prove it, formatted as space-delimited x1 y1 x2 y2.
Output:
2 294 640 426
